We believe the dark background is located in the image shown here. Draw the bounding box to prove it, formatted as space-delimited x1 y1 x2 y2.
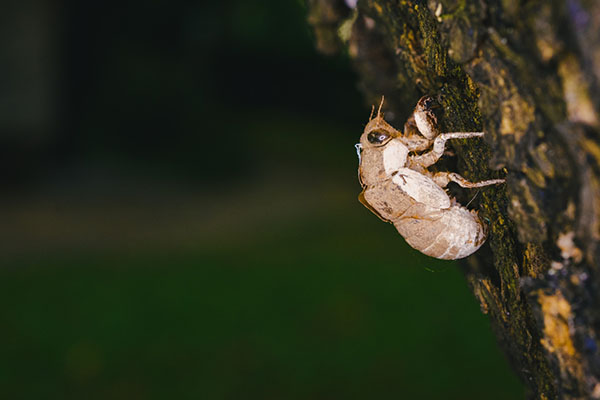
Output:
0 1 523 398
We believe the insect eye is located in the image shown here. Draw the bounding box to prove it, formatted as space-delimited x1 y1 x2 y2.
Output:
367 130 391 145
423 97 434 108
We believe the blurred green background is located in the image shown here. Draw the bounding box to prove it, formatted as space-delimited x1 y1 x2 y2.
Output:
0 0 523 398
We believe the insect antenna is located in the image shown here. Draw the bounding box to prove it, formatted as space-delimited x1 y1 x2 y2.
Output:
377 95 385 117
369 104 375 121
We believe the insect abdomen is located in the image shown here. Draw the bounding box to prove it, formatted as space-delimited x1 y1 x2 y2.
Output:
393 206 486 260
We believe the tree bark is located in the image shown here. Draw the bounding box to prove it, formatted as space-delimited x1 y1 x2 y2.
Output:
307 0 600 398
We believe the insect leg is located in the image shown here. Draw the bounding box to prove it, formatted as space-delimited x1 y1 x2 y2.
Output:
432 172 505 188
408 131 485 168
432 132 485 154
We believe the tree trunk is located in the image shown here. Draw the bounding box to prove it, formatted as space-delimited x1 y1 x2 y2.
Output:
306 0 600 398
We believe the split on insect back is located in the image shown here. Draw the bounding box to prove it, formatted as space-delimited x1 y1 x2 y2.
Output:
355 95 505 260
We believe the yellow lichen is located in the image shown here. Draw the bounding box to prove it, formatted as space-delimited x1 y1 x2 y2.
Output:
373 2 383 15
531 143 555 179
556 231 583 263
581 138 600 165
499 93 535 141
538 290 584 381
337 11 358 44
558 55 599 127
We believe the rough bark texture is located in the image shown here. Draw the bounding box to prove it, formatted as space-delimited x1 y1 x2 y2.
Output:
307 0 600 398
